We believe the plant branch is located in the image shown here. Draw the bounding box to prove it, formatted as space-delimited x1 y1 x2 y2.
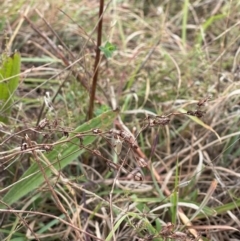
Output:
88 0 104 120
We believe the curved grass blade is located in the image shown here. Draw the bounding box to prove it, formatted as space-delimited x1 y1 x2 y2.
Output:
178 108 221 142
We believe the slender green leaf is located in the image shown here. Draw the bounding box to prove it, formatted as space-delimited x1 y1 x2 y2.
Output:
178 108 221 142
189 180 217 222
170 160 179 224
197 14 225 45
105 212 155 241
105 214 127 241
182 0 189 45
0 52 21 122
197 199 240 219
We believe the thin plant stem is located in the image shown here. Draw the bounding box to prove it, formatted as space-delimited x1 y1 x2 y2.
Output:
88 0 104 120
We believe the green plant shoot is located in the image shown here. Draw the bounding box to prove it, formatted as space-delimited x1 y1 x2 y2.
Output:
99 41 117 58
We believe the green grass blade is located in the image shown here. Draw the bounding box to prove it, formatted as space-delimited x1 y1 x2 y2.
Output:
170 159 179 224
105 214 127 241
189 180 217 222
197 14 225 45
182 0 189 46
197 199 240 219
105 212 155 241
178 108 221 141
0 52 21 122
0 110 118 208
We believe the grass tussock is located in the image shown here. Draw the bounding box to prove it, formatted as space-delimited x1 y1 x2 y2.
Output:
1 0 240 240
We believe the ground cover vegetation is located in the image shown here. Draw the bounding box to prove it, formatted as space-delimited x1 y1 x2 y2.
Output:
0 0 240 240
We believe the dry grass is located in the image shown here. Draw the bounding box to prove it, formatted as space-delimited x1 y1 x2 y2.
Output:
1 0 240 240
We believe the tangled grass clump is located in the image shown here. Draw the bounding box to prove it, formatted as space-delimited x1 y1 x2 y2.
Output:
1 0 240 241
